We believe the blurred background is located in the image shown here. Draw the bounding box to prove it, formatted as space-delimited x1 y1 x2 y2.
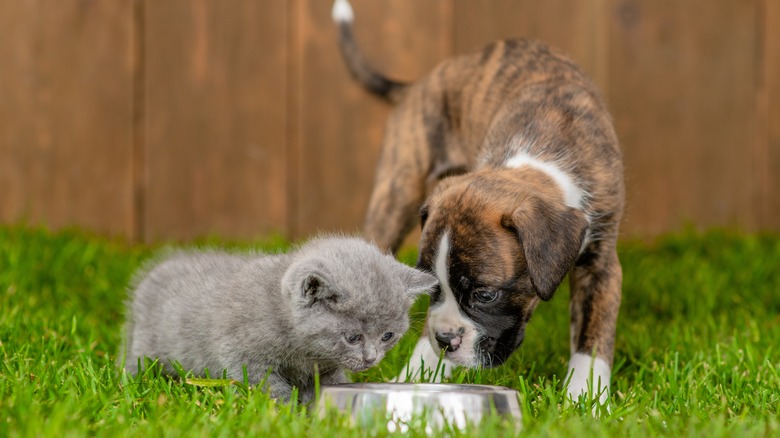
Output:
1 0 777 243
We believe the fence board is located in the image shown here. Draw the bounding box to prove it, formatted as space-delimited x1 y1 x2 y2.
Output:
453 0 609 96
293 0 451 238
608 0 757 235
0 0 134 236
764 0 780 229
143 0 288 241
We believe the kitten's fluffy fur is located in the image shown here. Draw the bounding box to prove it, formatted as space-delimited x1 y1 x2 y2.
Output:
120 236 437 402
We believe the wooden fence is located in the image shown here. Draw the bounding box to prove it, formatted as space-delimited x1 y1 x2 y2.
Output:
1 0 778 243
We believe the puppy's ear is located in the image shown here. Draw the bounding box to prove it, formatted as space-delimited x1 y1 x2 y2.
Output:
301 271 341 306
503 197 588 301
396 263 439 299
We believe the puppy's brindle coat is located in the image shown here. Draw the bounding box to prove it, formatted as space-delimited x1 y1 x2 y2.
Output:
333 0 624 402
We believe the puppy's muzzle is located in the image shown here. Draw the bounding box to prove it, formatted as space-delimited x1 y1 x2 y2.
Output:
434 331 462 352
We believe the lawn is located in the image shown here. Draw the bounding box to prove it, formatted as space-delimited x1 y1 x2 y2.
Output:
1 225 778 436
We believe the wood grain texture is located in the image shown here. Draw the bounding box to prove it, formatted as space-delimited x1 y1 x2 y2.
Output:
292 0 451 239
453 0 609 96
143 0 287 242
1 1 779 241
608 0 757 236
0 0 134 236
762 0 780 229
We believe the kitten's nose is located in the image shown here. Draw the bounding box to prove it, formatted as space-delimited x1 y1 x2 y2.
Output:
435 332 461 352
363 346 377 364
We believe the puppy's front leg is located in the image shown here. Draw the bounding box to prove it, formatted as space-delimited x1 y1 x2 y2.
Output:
567 242 622 406
396 336 454 383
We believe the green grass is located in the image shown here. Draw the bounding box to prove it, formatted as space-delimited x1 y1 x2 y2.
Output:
1 225 779 436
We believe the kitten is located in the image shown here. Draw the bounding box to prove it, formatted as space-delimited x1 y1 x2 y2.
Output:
120 236 437 402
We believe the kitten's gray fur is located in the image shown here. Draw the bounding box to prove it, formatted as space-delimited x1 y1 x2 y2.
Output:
120 236 437 402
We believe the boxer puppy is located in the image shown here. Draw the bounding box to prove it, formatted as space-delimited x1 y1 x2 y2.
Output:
332 0 624 404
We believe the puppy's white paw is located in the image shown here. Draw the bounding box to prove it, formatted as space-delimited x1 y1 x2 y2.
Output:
566 353 611 408
396 338 452 383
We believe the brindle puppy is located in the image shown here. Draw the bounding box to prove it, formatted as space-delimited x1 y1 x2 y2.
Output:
332 0 624 404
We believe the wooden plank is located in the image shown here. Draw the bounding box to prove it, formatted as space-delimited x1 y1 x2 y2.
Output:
453 0 609 96
143 0 288 242
608 0 756 236
293 0 451 239
761 0 780 229
0 0 134 237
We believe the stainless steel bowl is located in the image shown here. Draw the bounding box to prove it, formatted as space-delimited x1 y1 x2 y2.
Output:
317 383 522 431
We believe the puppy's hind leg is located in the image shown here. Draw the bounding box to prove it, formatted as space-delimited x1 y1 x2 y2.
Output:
364 104 433 254
364 174 425 254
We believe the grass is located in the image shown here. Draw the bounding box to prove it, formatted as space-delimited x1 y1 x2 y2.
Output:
1 225 778 436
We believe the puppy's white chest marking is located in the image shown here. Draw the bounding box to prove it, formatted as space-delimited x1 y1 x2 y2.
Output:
505 151 584 210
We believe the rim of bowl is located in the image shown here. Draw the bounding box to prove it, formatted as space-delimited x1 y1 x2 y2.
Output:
319 382 517 394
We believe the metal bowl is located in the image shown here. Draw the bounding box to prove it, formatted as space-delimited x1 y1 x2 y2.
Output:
317 383 522 431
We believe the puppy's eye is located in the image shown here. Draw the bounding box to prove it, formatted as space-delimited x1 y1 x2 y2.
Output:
381 332 394 342
473 288 499 303
429 284 442 304
419 205 430 228
344 334 363 344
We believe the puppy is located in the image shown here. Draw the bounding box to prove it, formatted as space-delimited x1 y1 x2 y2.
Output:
332 0 624 404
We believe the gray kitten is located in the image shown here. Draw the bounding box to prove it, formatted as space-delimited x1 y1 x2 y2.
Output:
120 236 437 402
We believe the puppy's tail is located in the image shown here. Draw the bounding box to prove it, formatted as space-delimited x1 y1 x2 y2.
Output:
332 0 408 104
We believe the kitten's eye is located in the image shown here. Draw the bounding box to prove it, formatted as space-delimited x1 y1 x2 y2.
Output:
473 288 499 303
381 332 394 342
344 334 362 345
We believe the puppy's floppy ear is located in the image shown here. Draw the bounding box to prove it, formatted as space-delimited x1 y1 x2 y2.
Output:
396 263 439 299
301 270 341 306
502 197 588 301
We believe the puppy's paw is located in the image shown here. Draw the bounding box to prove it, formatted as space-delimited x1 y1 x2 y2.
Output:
396 338 452 383
565 353 612 414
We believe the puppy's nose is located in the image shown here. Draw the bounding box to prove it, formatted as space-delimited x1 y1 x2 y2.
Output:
435 332 461 352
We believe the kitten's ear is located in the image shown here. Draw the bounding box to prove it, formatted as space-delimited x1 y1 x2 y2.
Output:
301 272 340 306
397 264 439 299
